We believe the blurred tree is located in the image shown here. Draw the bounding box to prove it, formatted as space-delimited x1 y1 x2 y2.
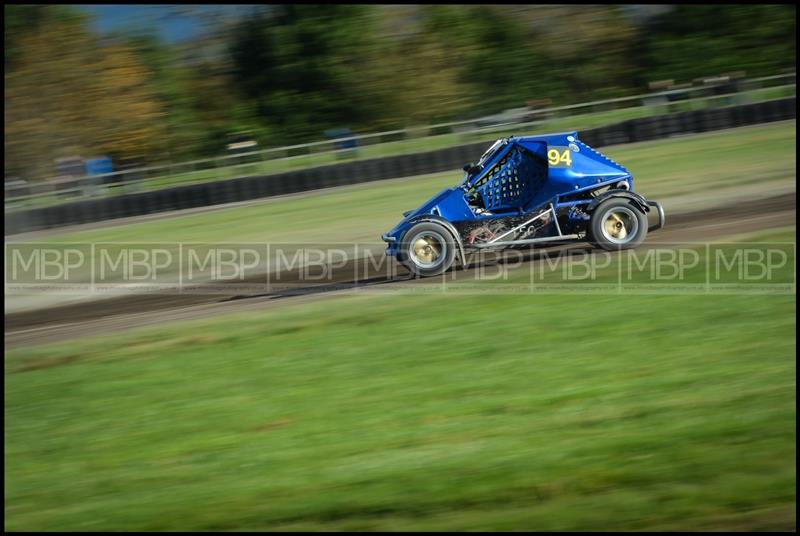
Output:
4 5 68 68
5 3 796 180
5 6 165 180
523 5 641 100
6 8 102 180
122 33 204 160
94 43 166 160
417 6 567 114
642 5 796 82
384 36 477 126
123 21 248 159
229 5 380 142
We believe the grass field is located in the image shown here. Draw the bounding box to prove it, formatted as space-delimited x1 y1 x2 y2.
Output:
4 227 796 531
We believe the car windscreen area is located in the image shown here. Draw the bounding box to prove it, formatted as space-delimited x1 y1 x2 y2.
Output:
465 143 548 214
477 139 506 166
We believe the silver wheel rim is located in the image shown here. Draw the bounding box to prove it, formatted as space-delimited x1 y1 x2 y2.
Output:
600 206 639 244
408 230 447 269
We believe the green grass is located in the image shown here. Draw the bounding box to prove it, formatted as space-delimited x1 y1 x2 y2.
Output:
4 227 796 531
7 90 795 210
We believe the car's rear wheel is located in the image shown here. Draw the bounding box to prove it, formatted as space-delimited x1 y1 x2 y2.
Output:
398 222 456 277
590 198 648 251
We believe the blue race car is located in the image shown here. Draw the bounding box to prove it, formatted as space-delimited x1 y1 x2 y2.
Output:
381 132 665 276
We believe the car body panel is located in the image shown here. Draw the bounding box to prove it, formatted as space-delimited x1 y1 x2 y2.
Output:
382 132 660 258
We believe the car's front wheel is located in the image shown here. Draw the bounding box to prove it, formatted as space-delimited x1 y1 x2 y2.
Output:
397 222 456 277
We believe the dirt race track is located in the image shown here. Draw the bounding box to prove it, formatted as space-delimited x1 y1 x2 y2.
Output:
4 193 796 349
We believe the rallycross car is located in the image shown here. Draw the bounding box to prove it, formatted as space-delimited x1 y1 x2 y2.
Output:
381 132 665 276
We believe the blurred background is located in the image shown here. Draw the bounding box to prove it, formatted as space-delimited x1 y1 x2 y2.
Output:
4 4 796 205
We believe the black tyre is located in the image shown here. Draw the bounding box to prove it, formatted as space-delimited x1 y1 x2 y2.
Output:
397 222 457 277
589 198 648 251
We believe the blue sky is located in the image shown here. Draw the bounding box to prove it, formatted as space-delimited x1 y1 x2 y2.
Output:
75 5 253 42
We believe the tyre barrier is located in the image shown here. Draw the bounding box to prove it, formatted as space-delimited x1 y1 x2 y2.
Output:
5 97 796 235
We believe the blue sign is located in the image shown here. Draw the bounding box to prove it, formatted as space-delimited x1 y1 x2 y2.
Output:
85 156 113 176
324 128 359 150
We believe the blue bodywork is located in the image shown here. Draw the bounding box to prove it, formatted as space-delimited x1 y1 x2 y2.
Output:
382 131 641 258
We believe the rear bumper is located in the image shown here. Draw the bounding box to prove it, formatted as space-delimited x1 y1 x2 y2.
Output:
647 200 665 231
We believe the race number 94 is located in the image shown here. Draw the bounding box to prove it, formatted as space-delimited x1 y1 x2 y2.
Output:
548 148 572 167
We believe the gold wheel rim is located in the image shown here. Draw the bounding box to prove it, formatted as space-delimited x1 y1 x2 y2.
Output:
603 210 634 241
412 235 442 264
